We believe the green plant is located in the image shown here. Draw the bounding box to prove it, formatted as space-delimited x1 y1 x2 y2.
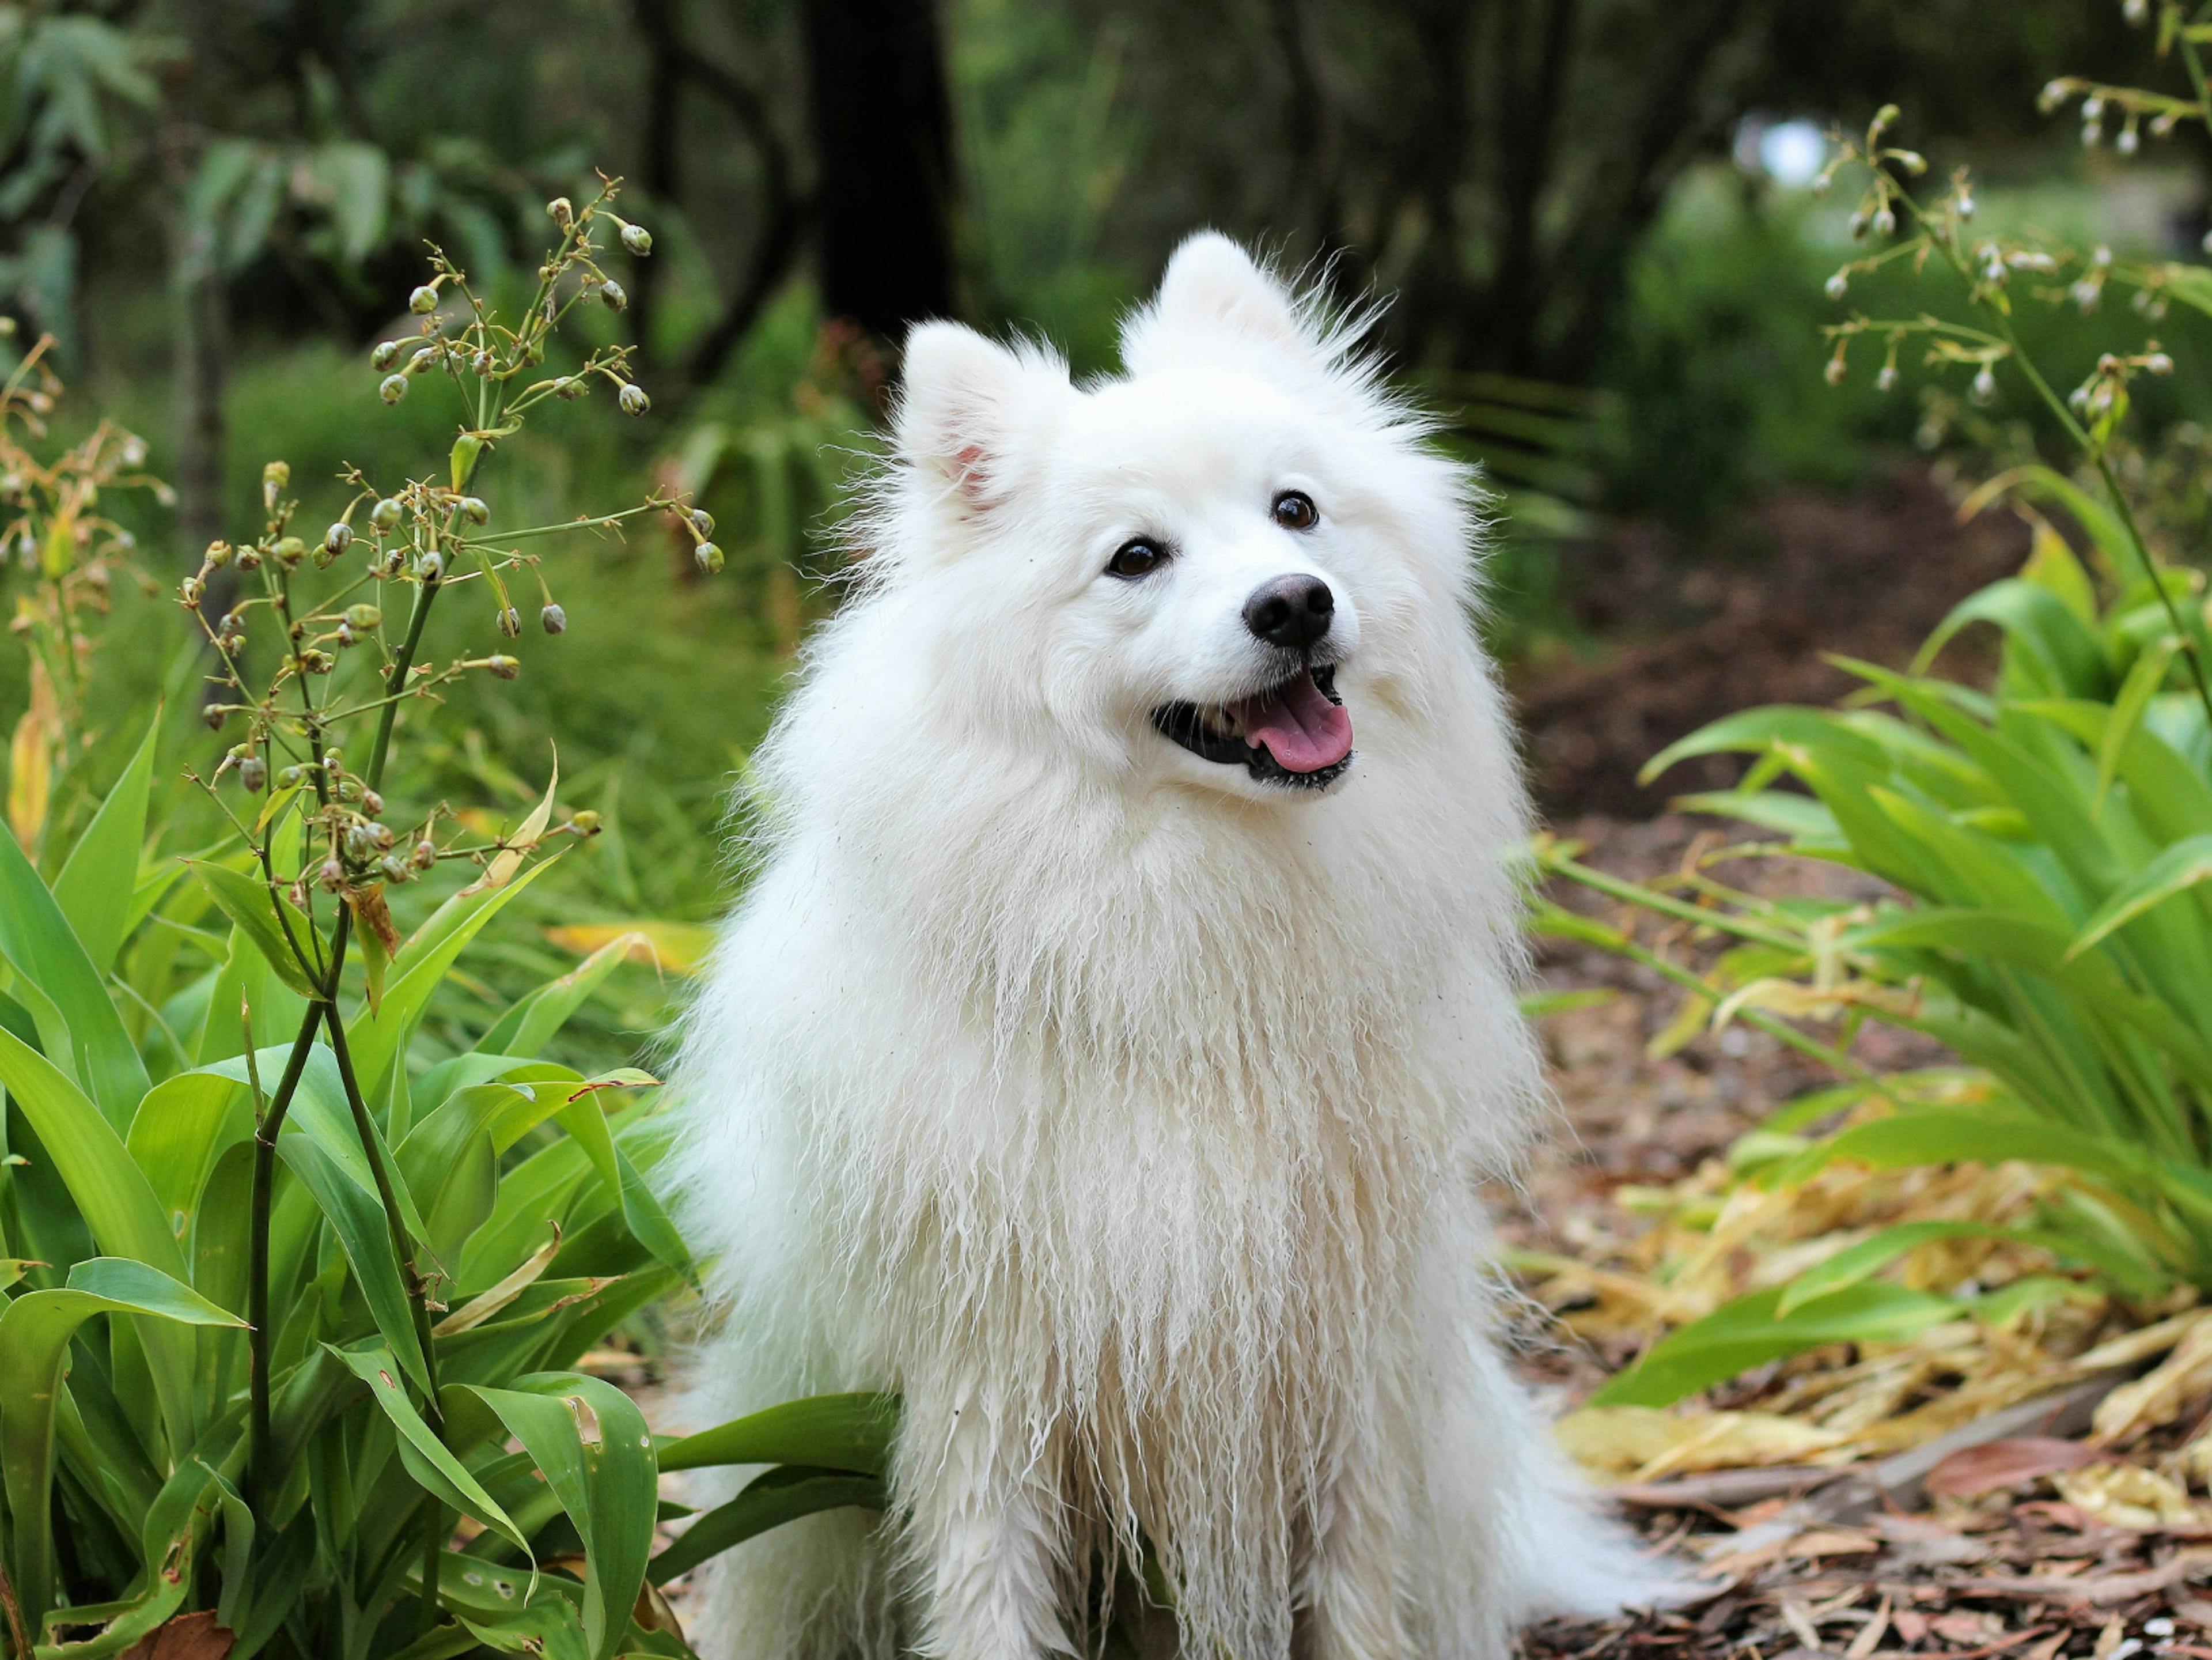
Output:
0 181 890 1660
1545 10 2212 1412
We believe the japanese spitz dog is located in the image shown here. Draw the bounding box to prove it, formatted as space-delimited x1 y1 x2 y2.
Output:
671 233 1671 1659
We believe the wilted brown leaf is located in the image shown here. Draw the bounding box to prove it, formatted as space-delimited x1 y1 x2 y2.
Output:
119 1610 235 1660
1925 1436 2105 1499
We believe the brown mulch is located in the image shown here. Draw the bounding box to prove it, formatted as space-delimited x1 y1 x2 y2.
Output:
1513 464 2027 819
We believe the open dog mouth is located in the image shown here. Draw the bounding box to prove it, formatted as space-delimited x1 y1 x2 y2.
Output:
1150 663 1354 788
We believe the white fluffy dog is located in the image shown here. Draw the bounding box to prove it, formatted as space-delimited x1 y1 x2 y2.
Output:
671 234 1669 1659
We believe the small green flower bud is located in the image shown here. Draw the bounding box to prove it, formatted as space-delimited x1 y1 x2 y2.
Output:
410 346 439 375
277 765 306 789
600 279 628 312
202 704 227 731
372 339 401 370
206 540 233 567
346 603 382 629
1970 365 1998 405
1824 353 1847 387
1876 363 1898 392
297 647 334 674
541 602 567 634
695 540 724 574
274 536 307 569
569 809 602 835
460 496 489 525
324 522 353 558
2148 351 2175 376
472 349 495 376
408 284 438 315
379 854 414 884
239 755 267 792
236 545 263 570
417 549 445 582
179 575 203 606
371 497 403 531
486 653 520 679
1824 273 1847 301
380 373 408 404
336 621 357 647
621 222 652 256
548 196 574 229
690 508 715 538
619 383 649 416
554 376 584 400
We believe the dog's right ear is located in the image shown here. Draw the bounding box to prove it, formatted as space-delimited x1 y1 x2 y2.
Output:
896 321 1066 506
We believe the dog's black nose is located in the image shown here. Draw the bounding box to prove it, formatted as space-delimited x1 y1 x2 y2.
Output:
1243 573 1334 648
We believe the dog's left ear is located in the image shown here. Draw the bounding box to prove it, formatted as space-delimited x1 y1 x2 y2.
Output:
1120 233 1319 376
896 320 1068 507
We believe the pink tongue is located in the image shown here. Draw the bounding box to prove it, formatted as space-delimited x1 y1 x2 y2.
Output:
1232 671 1353 773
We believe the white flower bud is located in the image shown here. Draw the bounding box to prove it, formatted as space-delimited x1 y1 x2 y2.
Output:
408 285 438 315
1970 365 1998 405
1825 272 1849 300
379 374 408 404
619 383 650 416
622 222 652 255
1877 362 1898 392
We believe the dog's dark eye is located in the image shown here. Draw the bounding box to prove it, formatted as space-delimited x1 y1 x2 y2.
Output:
1272 490 1318 531
1107 538 1169 579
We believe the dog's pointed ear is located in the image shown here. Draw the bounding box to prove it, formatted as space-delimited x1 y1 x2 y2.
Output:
1120 233 1315 375
896 320 1067 505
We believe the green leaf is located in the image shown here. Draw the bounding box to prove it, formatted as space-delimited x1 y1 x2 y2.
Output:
2095 638 2178 818
554 1089 691 1283
463 1375 657 1660
648 1465 883 1586
1589 1283 1959 1408
189 861 320 999
346 859 554 1107
306 138 390 263
0 1259 244 1632
1915 578 2109 699
0 814 149 1124
281 1129 432 1395
476 935 638 1061
2070 834 2212 957
328 1341 533 1555
52 708 157 975
1775 1218 2156 1313
658 1392 899 1477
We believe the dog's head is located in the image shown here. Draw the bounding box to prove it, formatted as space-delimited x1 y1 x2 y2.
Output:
874 233 1482 807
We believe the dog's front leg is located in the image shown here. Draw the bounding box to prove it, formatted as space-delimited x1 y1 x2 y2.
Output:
1300 1430 1414 1660
898 1381 1071 1660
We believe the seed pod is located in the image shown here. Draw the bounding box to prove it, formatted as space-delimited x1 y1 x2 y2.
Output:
472 349 495 376
372 339 401 370
695 541 724 574
412 837 437 869
548 196 574 229
379 854 414 884
346 603 383 629
361 788 383 816
540 602 567 635
274 536 307 570
600 279 628 312
554 376 584 400
324 522 353 559
324 749 343 777
690 508 715 538
619 383 649 416
318 858 346 892
460 496 489 525
486 654 520 679
236 546 263 570
568 809 603 835
417 549 445 582
410 346 438 375
202 704 228 730
408 285 439 315
380 374 409 405
621 222 652 256
371 497 403 531
239 755 267 793
498 604 521 638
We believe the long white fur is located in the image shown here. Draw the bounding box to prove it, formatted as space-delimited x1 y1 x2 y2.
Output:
670 232 1673 1659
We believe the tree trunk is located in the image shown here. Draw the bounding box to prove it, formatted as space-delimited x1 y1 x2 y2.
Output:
801 0 958 341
